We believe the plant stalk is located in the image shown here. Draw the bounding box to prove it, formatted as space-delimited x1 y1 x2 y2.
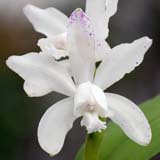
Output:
83 131 105 160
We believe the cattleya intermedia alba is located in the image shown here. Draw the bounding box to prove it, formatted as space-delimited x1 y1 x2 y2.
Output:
6 0 153 157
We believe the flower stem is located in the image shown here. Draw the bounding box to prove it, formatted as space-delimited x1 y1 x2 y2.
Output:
83 131 105 160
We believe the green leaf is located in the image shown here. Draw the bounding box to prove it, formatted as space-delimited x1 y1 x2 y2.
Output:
76 146 84 160
76 96 160 160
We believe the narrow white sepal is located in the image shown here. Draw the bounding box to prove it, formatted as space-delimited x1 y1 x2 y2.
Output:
94 37 153 90
23 4 68 37
6 53 76 97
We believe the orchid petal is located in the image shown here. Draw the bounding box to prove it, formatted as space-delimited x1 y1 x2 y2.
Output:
86 0 118 40
6 53 76 97
95 40 111 61
23 4 68 37
38 33 68 60
38 97 76 156
59 60 72 76
106 93 152 146
94 37 152 90
68 9 95 84
105 0 119 21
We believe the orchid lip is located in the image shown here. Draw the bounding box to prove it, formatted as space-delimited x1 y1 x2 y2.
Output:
73 82 109 133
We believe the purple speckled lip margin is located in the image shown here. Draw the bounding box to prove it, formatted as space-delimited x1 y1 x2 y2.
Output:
69 8 95 37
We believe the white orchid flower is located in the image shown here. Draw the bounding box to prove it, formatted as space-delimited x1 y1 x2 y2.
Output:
6 8 152 156
23 0 117 61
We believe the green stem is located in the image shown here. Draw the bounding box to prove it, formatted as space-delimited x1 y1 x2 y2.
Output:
83 131 105 160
